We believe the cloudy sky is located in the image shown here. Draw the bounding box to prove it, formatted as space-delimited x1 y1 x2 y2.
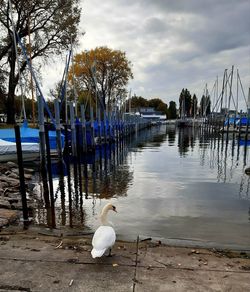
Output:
43 0 250 110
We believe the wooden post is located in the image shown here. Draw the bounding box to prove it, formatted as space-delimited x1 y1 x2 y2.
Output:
54 98 62 159
107 111 111 143
90 106 95 148
97 107 101 145
69 101 77 157
45 125 56 228
14 125 29 229
64 125 73 227
37 93 51 227
80 104 87 152
103 111 107 144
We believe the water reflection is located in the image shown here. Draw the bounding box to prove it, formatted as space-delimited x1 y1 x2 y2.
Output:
35 125 250 247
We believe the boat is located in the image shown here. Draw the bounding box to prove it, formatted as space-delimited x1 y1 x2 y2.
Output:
0 138 39 162
0 121 64 153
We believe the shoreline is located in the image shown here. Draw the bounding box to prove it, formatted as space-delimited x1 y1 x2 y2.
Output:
0 225 250 291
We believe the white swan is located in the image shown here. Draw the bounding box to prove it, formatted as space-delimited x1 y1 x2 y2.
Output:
91 203 117 258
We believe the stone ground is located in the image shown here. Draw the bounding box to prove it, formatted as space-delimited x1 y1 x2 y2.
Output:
0 226 249 292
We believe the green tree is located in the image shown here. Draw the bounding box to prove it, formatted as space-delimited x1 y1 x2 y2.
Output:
0 0 81 124
179 88 192 118
191 94 198 117
129 95 148 109
168 101 177 119
200 95 211 117
148 98 168 116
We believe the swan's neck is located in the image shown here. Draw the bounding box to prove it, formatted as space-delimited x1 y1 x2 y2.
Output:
100 206 110 225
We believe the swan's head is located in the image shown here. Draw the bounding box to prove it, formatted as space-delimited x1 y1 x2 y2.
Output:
103 203 117 213
112 205 117 213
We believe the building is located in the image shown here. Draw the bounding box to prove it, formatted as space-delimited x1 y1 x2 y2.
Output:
132 107 167 123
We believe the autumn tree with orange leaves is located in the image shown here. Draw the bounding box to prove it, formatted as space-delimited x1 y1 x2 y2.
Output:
69 46 133 111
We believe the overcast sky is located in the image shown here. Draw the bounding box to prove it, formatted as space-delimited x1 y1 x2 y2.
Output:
42 0 250 110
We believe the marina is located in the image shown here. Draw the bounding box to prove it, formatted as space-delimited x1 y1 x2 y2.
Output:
0 1 250 290
2 124 248 250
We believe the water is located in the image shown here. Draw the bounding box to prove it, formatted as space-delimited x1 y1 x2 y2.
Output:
36 126 250 249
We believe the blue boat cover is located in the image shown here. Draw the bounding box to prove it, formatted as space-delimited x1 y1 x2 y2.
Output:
0 122 64 150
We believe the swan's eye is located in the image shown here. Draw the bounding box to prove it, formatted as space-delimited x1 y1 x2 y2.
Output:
112 206 116 212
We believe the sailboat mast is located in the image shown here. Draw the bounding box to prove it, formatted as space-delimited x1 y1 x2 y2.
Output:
28 15 35 125
8 0 27 122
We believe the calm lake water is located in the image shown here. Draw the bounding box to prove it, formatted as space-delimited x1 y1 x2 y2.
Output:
36 125 250 249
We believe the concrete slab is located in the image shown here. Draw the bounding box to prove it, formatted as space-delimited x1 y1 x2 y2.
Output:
137 243 250 272
135 267 250 292
0 259 134 292
0 228 249 292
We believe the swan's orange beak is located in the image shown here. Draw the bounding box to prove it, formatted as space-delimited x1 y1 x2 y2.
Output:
112 206 117 213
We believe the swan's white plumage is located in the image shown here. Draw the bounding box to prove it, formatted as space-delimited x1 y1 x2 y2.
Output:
91 203 117 258
91 226 116 258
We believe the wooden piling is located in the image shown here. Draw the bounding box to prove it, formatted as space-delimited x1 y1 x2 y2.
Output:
64 125 73 227
97 107 101 145
45 125 56 228
80 104 87 152
54 98 62 159
37 93 51 226
103 111 107 144
14 125 29 229
69 101 77 157
90 106 95 149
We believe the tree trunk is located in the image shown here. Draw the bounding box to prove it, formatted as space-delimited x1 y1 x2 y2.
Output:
6 46 17 124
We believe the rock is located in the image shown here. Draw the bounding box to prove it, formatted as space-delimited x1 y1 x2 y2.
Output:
24 173 33 180
8 173 19 180
0 198 11 209
24 168 35 174
11 168 19 174
6 161 18 168
7 197 19 204
0 175 19 186
0 218 8 227
10 202 23 210
0 181 9 189
4 192 20 198
0 209 19 227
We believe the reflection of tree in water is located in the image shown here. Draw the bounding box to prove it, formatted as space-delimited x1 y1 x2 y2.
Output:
177 127 199 156
133 126 167 149
97 166 133 199
166 126 176 146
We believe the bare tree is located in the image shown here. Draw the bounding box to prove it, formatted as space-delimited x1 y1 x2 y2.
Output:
0 0 81 123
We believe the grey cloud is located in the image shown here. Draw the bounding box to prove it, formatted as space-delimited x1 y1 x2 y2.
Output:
143 17 169 35
42 0 250 112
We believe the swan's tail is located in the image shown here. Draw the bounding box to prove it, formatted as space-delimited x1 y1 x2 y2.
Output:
91 248 106 258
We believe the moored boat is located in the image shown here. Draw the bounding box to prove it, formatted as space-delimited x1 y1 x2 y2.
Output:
0 138 39 162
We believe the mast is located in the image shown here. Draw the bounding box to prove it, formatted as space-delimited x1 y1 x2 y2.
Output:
8 0 27 122
28 15 35 125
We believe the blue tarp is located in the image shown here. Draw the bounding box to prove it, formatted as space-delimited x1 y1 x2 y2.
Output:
224 117 239 126
0 122 64 150
235 117 250 126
